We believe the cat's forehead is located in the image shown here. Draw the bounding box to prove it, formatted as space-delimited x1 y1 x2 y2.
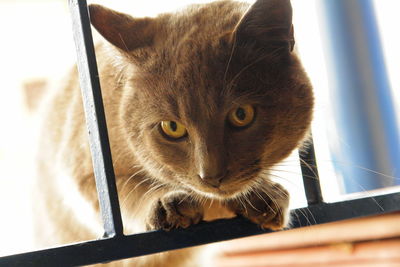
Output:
139 73 223 123
138 47 269 123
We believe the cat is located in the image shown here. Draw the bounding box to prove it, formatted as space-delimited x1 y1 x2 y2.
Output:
33 0 313 266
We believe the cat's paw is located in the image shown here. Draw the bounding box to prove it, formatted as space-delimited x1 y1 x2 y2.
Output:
227 183 290 230
146 192 204 231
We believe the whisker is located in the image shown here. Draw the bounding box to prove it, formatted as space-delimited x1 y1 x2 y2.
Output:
243 192 261 212
299 158 319 180
121 168 147 191
270 183 290 198
237 195 248 215
261 171 305 191
291 209 302 227
253 189 274 214
143 183 164 199
268 168 318 180
135 184 165 209
178 193 191 205
295 207 313 226
121 176 152 208
275 158 400 181
303 207 317 225
222 31 238 87
208 198 214 210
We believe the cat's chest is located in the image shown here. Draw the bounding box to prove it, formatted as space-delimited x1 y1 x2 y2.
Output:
203 200 236 221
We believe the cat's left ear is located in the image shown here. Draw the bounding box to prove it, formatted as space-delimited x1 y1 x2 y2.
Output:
89 4 156 52
233 0 295 53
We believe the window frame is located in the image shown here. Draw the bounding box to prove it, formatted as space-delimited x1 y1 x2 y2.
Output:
0 0 399 266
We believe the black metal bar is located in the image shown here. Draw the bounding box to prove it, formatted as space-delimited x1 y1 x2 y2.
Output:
299 137 324 205
2 192 399 267
68 0 123 238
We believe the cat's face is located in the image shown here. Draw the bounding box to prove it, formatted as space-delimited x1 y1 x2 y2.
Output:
90 0 313 199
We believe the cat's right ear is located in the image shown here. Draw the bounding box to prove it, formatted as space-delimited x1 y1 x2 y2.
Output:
88 4 155 52
233 0 294 53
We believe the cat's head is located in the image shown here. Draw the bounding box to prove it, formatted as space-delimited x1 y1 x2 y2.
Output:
89 0 313 200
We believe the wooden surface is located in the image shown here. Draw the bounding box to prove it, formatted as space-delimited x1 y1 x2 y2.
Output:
210 212 400 267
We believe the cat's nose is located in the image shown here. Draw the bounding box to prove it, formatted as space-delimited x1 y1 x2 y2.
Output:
198 170 227 188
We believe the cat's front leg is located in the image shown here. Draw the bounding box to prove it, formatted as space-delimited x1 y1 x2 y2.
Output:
146 192 204 231
227 183 290 230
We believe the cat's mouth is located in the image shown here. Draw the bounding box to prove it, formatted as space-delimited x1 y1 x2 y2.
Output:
185 170 261 199
186 184 241 199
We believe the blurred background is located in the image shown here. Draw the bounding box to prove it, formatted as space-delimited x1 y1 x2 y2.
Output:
0 0 399 258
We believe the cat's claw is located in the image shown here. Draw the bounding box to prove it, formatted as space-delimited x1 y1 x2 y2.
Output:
227 183 290 230
146 193 204 231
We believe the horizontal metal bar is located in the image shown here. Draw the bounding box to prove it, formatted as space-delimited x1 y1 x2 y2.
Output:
2 192 399 267
68 0 123 237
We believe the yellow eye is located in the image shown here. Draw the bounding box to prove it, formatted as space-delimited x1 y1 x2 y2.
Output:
160 121 187 139
228 105 255 127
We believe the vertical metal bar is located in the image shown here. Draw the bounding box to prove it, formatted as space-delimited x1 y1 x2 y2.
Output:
69 0 123 238
318 0 400 193
299 137 323 205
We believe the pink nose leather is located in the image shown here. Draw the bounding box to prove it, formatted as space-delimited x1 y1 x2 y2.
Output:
198 170 227 188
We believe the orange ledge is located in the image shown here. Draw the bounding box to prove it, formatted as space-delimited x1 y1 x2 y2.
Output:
209 212 400 267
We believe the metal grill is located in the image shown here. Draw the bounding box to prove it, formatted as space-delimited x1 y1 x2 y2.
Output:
1 0 399 266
